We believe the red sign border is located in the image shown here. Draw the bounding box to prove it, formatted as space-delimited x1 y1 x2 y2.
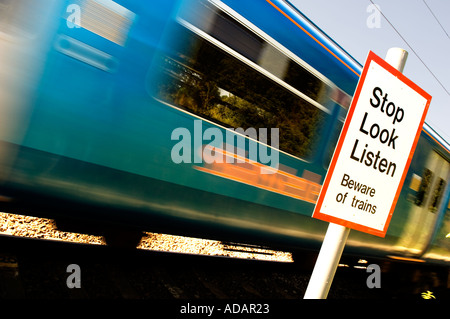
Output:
312 51 432 237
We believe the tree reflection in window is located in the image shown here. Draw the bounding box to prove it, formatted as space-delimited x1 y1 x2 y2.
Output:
415 168 433 207
157 24 326 159
429 178 446 213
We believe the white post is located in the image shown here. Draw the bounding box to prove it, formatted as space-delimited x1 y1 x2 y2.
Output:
303 48 408 299
385 47 408 73
303 223 350 299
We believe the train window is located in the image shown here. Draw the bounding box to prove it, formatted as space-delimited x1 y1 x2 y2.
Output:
186 6 331 106
0 0 42 37
77 0 136 47
152 1 353 159
429 178 446 213
155 22 326 159
323 104 350 168
409 173 422 192
415 168 433 207
178 0 349 111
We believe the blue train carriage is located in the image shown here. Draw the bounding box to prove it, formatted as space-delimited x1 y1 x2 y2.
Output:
345 122 450 264
406 125 450 264
0 0 449 265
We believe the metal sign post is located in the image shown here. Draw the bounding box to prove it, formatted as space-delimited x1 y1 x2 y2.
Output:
303 223 350 299
304 48 415 299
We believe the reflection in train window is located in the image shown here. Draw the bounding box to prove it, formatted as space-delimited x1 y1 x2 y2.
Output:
189 6 330 106
0 0 43 37
155 14 335 159
157 24 325 159
179 0 353 111
415 168 433 207
429 178 446 213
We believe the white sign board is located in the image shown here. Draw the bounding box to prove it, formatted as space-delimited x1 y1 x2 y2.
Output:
313 51 431 237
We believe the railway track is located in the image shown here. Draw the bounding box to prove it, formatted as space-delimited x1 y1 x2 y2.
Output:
1 212 449 310
0 233 304 299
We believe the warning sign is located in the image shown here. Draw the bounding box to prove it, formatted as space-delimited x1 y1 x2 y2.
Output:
313 51 431 237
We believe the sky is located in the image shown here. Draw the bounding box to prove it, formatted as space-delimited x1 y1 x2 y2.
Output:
289 0 450 143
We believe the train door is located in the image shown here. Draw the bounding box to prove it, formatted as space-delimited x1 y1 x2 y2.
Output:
397 150 450 256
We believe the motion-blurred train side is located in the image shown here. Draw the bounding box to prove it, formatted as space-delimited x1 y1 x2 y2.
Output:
0 0 449 265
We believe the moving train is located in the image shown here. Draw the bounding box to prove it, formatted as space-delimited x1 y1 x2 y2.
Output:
0 0 449 265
